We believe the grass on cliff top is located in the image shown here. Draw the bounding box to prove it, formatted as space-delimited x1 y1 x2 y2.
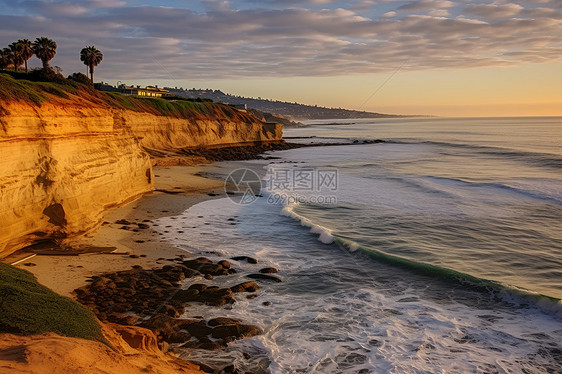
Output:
0 72 257 122
104 92 210 117
101 92 257 122
0 73 79 106
0 262 108 345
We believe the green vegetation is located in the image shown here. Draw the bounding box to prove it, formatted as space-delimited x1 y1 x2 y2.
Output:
8 42 23 73
0 262 107 345
0 72 78 105
102 92 209 116
105 91 137 110
0 48 10 70
0 37 57 72
0 37 102 87
80 46 103 83
0 36 249 121
32 37 57 69
67 72 93 86
0 72 252 124
0 73 50 105
17 39 33 73
140 96 208 116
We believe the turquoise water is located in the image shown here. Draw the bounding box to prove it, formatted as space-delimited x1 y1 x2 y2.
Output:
159 117 562 373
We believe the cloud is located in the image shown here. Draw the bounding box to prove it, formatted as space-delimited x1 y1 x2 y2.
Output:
87 0 126 8
23 1 90 16
0 0 560 80
464 3 524 19
203 0 232 12
428 9 450 17
397 0 456 12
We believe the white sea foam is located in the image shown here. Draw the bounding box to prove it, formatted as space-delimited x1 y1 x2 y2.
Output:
154 117 562 372
265 137 562 300
281 204 334 244
157 196 562 373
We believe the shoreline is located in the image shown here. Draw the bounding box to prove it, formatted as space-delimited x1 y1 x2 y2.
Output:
3 131 561 372
2 140 378 373
6 160 273 373
16 164 227 297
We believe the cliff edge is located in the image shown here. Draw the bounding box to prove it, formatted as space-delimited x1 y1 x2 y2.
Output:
0 74 282 258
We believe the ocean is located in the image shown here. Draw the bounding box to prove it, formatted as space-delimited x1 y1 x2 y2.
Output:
158 117 562 373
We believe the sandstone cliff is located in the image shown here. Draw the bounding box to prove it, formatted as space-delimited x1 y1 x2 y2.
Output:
0 323 207 374
0 74 282 258
122 105 282 152
0 100 154 258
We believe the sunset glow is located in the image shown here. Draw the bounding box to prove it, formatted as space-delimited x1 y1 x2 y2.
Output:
1 0 561 116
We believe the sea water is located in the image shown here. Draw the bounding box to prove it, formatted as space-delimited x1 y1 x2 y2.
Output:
158 117 562 373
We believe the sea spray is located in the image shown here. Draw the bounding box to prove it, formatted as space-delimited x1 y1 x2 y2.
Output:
281 204 334 244
157 196 562 373
154 116 562 372
282 200 562 316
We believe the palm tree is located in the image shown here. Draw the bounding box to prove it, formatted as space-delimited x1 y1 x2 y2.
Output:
0 48 12 70
80 46 103 83
32 37 57 69
17 39 34 73
8 42 23 72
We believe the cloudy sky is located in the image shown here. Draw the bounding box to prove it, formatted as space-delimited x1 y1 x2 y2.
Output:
1 0 561 116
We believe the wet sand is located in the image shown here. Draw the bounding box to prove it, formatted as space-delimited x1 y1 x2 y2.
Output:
17 165 226 297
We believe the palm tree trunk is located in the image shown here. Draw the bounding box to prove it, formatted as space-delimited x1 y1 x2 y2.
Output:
24 60 28 73
90 65 94 83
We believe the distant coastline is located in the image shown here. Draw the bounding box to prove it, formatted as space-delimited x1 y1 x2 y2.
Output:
167 88 422 120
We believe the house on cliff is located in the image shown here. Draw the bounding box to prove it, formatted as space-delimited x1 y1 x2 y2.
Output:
95 83 174 98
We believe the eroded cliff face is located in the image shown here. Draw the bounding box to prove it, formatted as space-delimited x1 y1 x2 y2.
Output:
0 101 154 257
0 92 281 258
119 108 282 153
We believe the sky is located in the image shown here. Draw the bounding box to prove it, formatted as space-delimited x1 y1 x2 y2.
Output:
1 0 561 116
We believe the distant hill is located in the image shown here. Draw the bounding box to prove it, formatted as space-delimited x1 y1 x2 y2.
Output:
165 88 404 121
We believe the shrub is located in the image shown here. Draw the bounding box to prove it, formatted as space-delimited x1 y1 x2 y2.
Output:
29 67 67 84
0 263 107 345
1 70 31 80
67 72 92 87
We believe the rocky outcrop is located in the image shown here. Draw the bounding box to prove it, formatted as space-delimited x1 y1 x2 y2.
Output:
0 92 282 258
74 259 264 352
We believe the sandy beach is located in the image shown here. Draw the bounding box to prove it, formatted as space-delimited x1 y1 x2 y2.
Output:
16 164 227 297
2 159 279 374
